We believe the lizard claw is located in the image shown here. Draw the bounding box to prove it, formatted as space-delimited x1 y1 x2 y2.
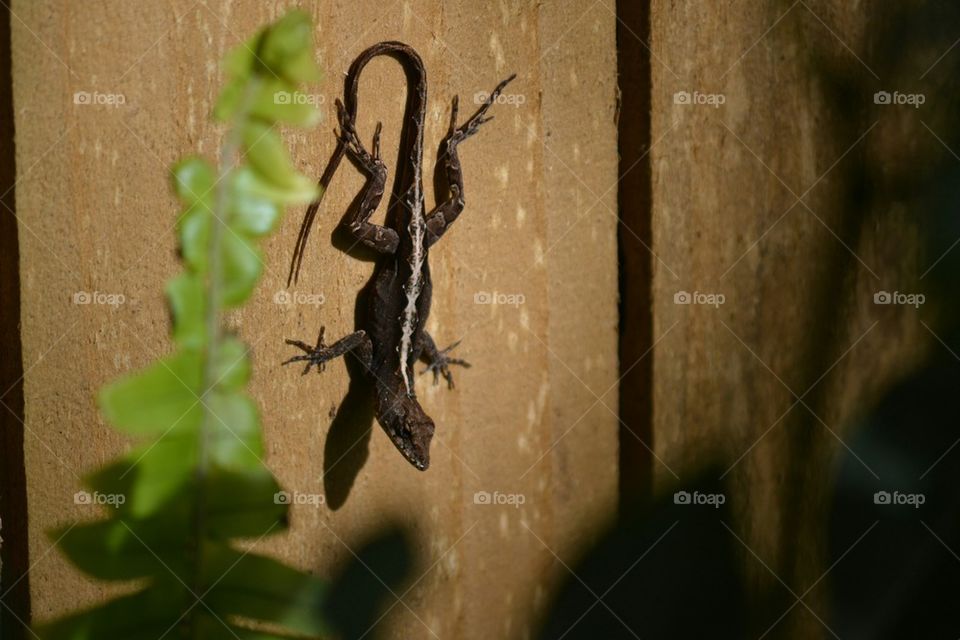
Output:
372 121 383 160
448 95 460 135
283 326 333 375
420 340 471 389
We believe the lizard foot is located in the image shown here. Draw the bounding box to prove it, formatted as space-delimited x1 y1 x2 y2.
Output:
283 326 335 375
421 339 471 389
335 99 384 170
448 73 517 145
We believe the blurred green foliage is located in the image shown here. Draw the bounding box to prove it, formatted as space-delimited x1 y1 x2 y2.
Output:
36 11 331 639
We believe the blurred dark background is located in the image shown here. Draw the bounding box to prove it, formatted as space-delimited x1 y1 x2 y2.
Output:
544 0 960 638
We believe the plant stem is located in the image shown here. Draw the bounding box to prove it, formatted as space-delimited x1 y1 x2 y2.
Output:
187 74 262 637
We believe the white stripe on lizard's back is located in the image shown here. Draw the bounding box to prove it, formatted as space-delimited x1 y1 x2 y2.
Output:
398 182 425 395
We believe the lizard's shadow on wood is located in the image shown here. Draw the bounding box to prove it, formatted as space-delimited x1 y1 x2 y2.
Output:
321 317 374 510
321 188 381 510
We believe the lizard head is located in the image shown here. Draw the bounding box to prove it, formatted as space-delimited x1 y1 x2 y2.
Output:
383 397 435 471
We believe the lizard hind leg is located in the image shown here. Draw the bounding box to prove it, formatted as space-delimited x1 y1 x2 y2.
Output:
333 99 399 255
425 74 517 246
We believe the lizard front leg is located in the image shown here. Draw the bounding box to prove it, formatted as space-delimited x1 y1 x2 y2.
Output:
426 74 516 246
284 326 373 375
418 331 471 389
336 100 399 254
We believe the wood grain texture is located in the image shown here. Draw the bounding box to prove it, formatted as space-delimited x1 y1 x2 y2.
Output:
11 1 619 638
651 1 935 637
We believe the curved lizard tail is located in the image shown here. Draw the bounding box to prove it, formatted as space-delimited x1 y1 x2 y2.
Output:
287 42 427 286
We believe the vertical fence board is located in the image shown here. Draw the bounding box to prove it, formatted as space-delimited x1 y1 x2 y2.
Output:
11 1 619 638
650 1 932 636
